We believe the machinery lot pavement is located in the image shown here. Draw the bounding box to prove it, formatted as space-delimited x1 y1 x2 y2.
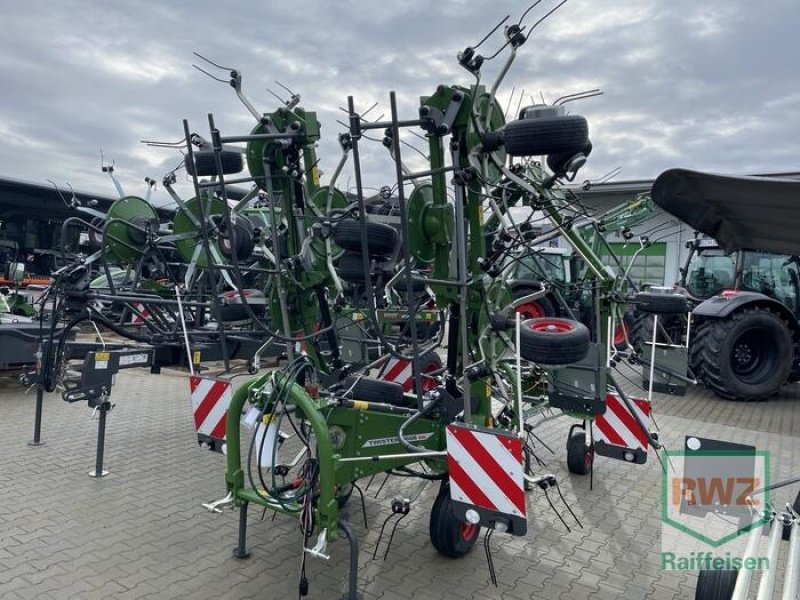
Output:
2 366 799 599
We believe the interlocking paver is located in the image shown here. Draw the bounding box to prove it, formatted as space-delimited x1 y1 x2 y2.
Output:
1 363 799 599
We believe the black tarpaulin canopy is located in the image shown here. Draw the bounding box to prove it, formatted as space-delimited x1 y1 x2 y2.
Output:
651 168 800 256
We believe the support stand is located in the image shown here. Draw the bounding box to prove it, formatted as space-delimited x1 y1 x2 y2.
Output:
233 502 250 558
88 398 112 478
28 385 45 447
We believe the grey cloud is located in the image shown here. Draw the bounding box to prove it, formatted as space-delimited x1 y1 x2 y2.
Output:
0 0 797 206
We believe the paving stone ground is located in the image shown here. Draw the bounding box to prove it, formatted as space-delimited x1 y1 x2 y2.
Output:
1 363 799 599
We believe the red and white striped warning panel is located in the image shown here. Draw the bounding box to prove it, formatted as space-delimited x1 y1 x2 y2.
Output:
380 356 438 392
594 392 651 464
445 423 527 535
130 302 149 325
190 375 232 452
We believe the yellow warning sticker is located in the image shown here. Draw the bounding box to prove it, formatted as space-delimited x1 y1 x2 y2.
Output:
95 352 110 362
193 351 201 364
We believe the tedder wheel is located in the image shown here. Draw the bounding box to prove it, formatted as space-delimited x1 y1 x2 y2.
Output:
336 482 354 509
334 221 398 257
185 149 244 176
343 376 406 407
429 481 481 558
547 140 593 175
694 569 738 600
694 307 793 401
88 217 105 248
503 115 589 157
633 291 688 315
218 289 266 322
513 287 557 319
335 252 372 284
519 318 590 366
219 217 256 261
566 430 593 475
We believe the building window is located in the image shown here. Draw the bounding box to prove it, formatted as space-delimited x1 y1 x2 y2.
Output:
600 242 667 287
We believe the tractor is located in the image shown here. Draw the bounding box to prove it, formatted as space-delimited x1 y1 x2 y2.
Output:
650 168 800 401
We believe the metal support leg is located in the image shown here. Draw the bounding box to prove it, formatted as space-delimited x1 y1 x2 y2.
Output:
28 385 45 447
89 401 110 478
233 502 250 558
338 519 361 600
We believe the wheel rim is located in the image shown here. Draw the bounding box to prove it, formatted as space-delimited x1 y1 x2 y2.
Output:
460 521 478 542
730 328 777 383
585 446 594 470
613 321 628 346
527 318 575 334
516 302 546 319
422 360 439 391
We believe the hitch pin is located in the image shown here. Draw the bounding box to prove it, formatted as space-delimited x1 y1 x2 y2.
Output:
202 492 234 513
304 529 330 561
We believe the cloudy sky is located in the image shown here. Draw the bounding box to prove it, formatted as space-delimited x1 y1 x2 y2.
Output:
1 0 798 204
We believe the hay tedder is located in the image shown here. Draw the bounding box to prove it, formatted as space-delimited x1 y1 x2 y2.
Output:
28 5 689 597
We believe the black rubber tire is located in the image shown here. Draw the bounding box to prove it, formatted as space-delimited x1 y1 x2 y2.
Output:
336 482 354 509
218 289 266 322
688 319 708 381
429 481 481 558
782 490 800 540
219 218 255 261
694 569 737 600
335 252 372 284
513 289 557 319
185 150 243 176
693 307 793 401
503 115 589 157
519 318 590 366
566 430 593 475
88 217 105 248
547 140 593 175
612 312 635 351
394 273 427 294
343 376 406 407
634 291 688 315
334 221 397 257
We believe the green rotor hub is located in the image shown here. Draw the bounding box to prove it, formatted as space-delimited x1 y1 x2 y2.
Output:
407 182 453 265
307 186 348 261
105 196 160 263
173 196 226 267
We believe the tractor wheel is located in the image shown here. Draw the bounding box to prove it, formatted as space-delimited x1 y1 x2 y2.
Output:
695 307 793 400
513 287 557 319
566 430 593 475
503 116 589 157
335 252 371 283
694 569 737 600
688 319 710 380
429 481 481 558
334 221 397 257
519 318 590 366
634 291 688 315
185 149 244 176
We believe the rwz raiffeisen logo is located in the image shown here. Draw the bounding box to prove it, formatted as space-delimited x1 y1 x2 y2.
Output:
661 437 770 571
